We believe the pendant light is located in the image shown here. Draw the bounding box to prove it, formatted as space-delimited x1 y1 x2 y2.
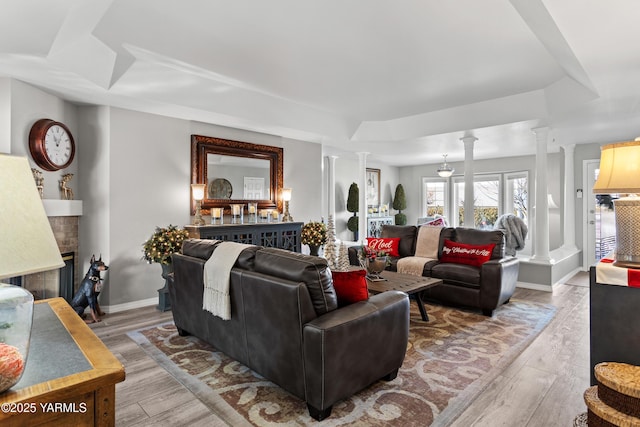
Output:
437 154 454 178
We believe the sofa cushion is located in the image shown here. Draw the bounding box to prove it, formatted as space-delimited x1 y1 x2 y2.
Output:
365 237 400 257
440 239 495 267
331 269 369 306
181 239 259 270
181 238 220 259
431 262 481 287
254 248 338 315
452 228 505 259
381 225 417 258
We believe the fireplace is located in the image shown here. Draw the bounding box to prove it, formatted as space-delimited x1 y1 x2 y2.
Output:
59 252 75 303
23 210 81 301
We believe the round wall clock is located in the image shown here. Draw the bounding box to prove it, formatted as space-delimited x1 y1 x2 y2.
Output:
28 119 76 171
209 178 233 199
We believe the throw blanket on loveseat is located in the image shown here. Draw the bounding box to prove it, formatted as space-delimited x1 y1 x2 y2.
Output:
203 241 254 320
397 226 441 276
494 214 528 256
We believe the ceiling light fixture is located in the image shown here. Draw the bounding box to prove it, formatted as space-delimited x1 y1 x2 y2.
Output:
437 154 454 178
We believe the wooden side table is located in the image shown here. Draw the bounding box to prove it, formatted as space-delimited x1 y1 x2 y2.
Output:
0 298 125 426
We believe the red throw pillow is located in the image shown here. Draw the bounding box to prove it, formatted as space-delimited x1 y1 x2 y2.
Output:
331 269 369 305
439 239 496 267
366 237 401 257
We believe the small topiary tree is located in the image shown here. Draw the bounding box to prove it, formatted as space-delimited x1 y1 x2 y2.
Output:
347 182 359 239
393 184 407 225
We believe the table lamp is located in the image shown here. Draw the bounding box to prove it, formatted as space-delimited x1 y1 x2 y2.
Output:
282 188 293 222
0 155 65 392
592 140 640 267
191 183 206 226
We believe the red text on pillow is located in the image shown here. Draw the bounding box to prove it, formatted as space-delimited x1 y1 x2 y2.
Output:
366 237 401 257
439 239 496 267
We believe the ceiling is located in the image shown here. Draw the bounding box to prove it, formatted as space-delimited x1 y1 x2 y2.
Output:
1 0 640 166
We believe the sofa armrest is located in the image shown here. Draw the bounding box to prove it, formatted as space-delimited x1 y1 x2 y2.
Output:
302 291 409 412
479 256 520 310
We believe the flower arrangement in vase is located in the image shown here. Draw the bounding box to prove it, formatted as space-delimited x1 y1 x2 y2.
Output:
301 221 327 256
359 246 390 279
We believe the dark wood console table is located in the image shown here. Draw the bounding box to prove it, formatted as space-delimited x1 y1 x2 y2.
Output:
0 298 125 426
589 265 640 385
186 222 303 252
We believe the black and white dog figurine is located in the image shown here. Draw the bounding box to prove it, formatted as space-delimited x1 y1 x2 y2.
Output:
71 254 109 324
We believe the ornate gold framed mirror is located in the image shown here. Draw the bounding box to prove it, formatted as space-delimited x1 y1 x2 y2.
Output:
191 135 283 215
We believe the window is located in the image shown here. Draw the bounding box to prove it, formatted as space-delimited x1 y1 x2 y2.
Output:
448 171 529 230
453 175 500 229
505 172 528 227
421 179 448 222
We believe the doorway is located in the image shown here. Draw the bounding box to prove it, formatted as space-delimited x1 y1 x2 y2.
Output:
584 160 617 268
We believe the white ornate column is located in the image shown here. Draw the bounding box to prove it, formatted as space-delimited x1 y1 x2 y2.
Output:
531 127 551 262
562 144 578 250
357 152 369 243
461 136 478 227
327 155 338 220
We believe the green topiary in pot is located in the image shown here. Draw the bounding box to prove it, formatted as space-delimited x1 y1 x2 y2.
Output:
393 184 407 225
346 182 359 239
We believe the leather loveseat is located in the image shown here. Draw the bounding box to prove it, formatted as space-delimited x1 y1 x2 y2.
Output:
350 225 519 316
169 239 410 421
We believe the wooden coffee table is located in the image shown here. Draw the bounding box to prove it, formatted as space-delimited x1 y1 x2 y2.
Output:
367 271 442 321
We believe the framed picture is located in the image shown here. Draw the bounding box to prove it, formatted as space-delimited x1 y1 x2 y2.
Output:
366 168 380 206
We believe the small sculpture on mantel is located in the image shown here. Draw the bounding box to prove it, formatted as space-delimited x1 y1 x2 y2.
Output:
31 168 44 198
59 173 74 200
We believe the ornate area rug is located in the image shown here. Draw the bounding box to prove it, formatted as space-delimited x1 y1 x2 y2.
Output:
128 300 555 426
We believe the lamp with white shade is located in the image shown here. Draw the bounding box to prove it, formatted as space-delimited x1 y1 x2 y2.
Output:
282 188 293 222
191 183 206 226
592 139 640 267
0 155 65 392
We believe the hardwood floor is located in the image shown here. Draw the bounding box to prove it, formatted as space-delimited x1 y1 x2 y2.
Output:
89 280 590 426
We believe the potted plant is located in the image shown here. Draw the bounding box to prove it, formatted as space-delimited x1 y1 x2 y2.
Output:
142 224 190 311
393 184 407 225
347 182 359 240
301 221 327 256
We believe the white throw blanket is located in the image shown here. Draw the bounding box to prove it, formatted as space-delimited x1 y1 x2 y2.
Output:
397 226 442 276
202 241 253 320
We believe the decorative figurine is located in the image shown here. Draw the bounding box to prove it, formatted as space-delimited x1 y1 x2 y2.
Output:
71 255 109 324
59 173 74 200
31 168 44 198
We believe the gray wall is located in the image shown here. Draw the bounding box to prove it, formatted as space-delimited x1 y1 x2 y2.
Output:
7 79 322 309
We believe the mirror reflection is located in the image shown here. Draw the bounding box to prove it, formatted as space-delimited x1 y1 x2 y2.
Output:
191 134 283 214
207 155 271 200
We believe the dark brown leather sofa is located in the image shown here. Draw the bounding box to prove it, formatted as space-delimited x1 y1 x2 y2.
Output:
350 225 520 316
169 239 410 421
